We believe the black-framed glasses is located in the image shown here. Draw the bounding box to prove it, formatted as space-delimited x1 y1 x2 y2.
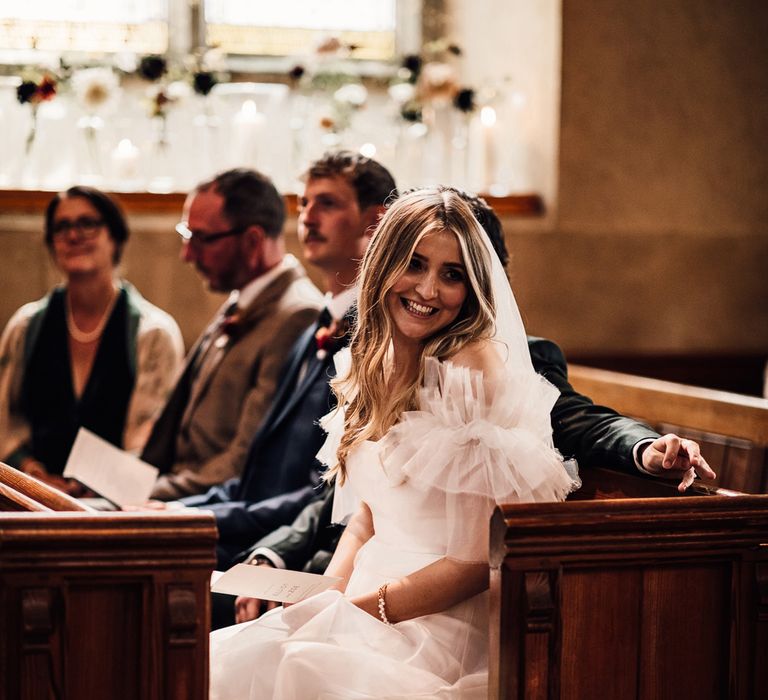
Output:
175 221 247 246
51 216 105 239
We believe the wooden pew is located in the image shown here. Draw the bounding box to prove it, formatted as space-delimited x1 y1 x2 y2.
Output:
0 461 95 512
489 477 768 700
0 463 217 699
569 364 768 493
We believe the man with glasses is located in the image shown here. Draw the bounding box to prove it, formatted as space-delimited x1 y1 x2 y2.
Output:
150 154 397 630
142 168 323 499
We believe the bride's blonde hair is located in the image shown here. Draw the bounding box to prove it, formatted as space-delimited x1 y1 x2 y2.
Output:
328 188 496 482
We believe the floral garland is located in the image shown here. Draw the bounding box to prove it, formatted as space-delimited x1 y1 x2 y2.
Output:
389 39 476 123
286 37 368 135
283 34 478 133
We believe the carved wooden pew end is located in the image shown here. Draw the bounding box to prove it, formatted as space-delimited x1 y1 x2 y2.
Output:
0 463 217 699
489 485 768 700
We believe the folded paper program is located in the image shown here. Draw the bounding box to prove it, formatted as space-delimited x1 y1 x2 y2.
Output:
63 428 158 507
211 564 341 604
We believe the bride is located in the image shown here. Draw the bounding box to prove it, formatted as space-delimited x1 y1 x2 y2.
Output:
210 187 577 699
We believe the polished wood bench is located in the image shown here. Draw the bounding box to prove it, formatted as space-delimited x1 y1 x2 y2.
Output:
489 475 768 699
569 364 768 493
0 463 217 699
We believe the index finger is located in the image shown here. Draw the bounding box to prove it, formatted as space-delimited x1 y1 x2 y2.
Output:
680 440 717 480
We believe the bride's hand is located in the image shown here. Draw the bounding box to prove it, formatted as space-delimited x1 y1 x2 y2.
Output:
234 595 279 623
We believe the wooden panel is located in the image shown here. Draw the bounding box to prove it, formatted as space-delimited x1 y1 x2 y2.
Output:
0 512 216 700
65 584 144 699
754 563 768 699
560 567 642 700
164 582 206 699
489 494 768 700
639 564 730 700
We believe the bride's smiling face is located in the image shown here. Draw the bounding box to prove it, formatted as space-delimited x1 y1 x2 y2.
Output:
386 229 468 345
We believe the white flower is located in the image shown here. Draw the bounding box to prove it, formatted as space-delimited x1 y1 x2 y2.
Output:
201 47 227 72
71 67 120 113
113 51 139 73
166 80 192 101
388 82 415 104
334 83 367 107
418 61 458 104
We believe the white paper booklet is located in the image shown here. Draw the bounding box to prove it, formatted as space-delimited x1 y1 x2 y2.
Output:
211 564 342 604
63 428 159 508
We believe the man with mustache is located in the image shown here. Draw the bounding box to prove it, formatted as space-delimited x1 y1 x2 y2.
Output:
174 153 398 590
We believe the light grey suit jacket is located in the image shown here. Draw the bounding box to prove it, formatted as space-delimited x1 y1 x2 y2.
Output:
144 261 323 499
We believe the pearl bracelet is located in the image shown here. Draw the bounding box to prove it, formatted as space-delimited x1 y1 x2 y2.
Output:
377 583 392 625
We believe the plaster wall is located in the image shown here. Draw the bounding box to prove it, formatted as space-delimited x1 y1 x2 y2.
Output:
512 0 768 355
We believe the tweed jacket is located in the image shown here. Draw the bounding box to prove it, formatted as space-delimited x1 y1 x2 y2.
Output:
144 259 323 499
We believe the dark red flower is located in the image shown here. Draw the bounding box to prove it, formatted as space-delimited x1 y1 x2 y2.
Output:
139 55 167 81
314 318 350 359
193 71 217 96
288 64 306 81
402 54 422 79
16 76 57 105
220 312 244 340
37 76 57 100
453 88 476 113
16 81 38 104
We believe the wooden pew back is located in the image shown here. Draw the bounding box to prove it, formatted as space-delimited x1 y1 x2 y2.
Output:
568 364 768 492
0 464 217 699
489 490 768 700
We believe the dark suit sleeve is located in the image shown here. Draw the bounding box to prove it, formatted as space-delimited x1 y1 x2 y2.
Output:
203 482 320 547
239 488 339 571
179 477 241 507
529 337 660 475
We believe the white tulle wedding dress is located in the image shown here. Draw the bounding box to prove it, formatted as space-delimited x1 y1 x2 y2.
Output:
209 353 576 700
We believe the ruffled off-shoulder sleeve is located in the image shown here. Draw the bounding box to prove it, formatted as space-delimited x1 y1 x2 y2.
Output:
381 358 575 502
378 357 578 562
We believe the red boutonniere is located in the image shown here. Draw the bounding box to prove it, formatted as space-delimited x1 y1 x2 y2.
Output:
315 326 333 359
214 311 244 348
314 317 350 360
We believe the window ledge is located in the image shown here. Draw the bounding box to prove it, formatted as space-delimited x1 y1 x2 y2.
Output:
0 189 544 217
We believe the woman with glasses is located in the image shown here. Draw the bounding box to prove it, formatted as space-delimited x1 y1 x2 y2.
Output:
0 186 184 494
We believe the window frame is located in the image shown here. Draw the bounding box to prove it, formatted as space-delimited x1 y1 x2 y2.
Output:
0 0 422 78
195 0 421 77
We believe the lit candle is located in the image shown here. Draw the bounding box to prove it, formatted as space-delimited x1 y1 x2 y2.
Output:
359 142 377 158
110 138 140 188
231 99 266 167
480 106 497 194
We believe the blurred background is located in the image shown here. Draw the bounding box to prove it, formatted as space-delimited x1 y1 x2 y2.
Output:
1 0 766 394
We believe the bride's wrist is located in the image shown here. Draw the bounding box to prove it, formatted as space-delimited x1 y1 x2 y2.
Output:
350 592 381 620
